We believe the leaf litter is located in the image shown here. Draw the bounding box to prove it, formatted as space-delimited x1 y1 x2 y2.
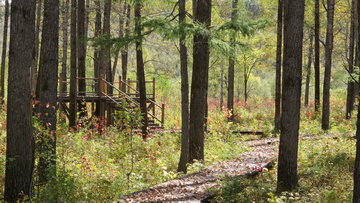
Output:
118 138 278 202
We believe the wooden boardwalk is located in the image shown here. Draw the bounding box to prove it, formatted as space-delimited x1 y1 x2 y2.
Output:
58 74 165 129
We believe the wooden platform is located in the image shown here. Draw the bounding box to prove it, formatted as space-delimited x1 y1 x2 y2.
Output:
58 74 165 129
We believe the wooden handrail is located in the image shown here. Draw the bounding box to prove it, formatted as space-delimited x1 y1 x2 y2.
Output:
161 103 165 126
101 92 130 112
102 78 139 106
153 77 155 101
101 76 163 124
58 73 164 127
123 80 154 83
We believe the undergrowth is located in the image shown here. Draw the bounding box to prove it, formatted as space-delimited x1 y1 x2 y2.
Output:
0 99 249 202
0 91 357 201
212 136 355 202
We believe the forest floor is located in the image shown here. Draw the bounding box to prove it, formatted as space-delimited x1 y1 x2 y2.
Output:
117 137 278 202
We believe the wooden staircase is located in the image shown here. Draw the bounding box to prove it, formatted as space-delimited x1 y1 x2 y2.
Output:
58 74 165 130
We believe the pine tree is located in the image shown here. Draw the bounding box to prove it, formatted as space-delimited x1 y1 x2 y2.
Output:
5 0 36 200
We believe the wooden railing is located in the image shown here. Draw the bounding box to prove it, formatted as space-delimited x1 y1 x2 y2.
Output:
58 73 99 97
116 76 156 99
100 75 165 126
59 74 157 99
58 73 165 127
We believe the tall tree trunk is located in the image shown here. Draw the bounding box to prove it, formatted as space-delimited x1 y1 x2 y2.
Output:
104 0 112 125
353 1 360 198
84 0 89 78
227 51 235 120
69 0 77 128
94 0 101 117
85 0 90 38
31 0 43 97
314 0 320 113
305 31 313 107
321 0 335 131
243 55 252 103
5 0 36 201
0 0 9 105
193 0 197 19
353 94 360 202
135 3 148 138
60 0 69 114
355 0 359 99
204 54 209 132
35 0 59 184
178 0 189 174
346 0 356 119
189 0 211 163
77 0 86 117
220 61 224 110
275 0 283 130
244 72 248 103
227 0 238 122
121 4 131 92
104 0 112 95
113 1 127 82
277 0 305 193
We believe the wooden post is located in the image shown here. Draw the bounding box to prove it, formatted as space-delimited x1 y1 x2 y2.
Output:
127 78 130 94
152 102 156 117
76 77 78 96
100 74 105 119
59 73 63 117
91 98 95 116
152 77 156 116
119 76 122 96
100 74 104 97
161 103 165 127
152 77 155 99
59 73 62 97
107 104 111 126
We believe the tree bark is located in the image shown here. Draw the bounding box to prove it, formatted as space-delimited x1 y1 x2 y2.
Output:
277 0 305 193
77 0 86 117
315 0 320 113
275 0 283 130
31 0 42 97
321 0 335 131
177 0 189 174
69 0 77 128
305 31 313 107
193 0 197 19
60 0 69 113
104 0 112 95
85 0 90 38
346 0 356 119
189 0 211 163
220 61 224 110
244 66 248 103
353 0 360 196
135 3 148 138
121 4 131 92
227 52 235 120
227 0 238 122
35 0 59 184
104 0 112 125
353 97 360 202
113 1 127 83
5 0 36 201
0 0 9 105
94 0 101 117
